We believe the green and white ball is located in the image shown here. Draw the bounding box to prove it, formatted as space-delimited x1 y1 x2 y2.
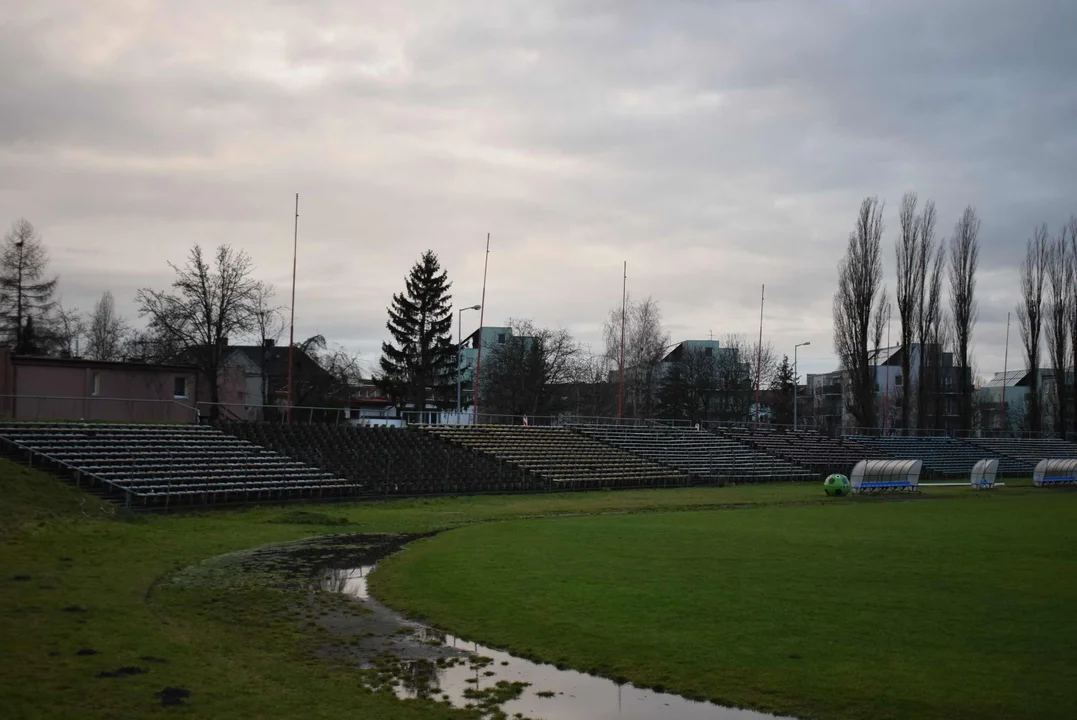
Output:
824 473 851 497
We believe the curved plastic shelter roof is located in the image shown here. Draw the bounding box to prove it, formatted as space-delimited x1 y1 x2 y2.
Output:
850 459 922 493
970 459 999 489
1033 458 1077 487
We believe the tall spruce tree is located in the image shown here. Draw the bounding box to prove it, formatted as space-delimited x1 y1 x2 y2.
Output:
377 250 455 414
1 219 59 353
769 354 796 425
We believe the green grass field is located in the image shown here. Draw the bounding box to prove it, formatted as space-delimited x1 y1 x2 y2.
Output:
375 490 1077 720
1 456 1074 720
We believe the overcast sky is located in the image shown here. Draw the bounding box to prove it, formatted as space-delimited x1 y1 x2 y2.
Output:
3 0 1075 380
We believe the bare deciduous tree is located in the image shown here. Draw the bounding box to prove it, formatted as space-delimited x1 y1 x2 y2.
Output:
568 352 615 418
287 333 363 411
1045 229 1072 437
916 200 944 431
873 291 892 426
657 345 721 423
0 219 59 353
713 334 753 421
50 301 86 357
136 245 259 420
720 333 777 421
603 294 670 417
86 291 129 361
894 192 922 433
833 196 886 429
949 206 980 432
873 290 890 357
482 319 583 417
1068 216 1077 436
1017 225 1049 433
750 339 779 394
247 281 286 409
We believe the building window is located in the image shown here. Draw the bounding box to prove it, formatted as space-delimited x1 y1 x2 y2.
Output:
173 377 189 399
705 347 713 357
895 374 903 386
497 333 506 345
91 373 100 396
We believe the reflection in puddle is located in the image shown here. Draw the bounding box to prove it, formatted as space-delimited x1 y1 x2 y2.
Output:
318 565 374 598
325 564 791 720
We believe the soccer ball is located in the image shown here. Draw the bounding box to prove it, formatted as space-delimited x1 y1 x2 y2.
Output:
824 473 851 497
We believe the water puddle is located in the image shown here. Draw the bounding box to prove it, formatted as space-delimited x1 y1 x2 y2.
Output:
322 557 791 720
318 565 375 598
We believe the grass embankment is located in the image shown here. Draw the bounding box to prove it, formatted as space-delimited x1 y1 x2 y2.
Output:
373 488 1077 720
0 459 837 719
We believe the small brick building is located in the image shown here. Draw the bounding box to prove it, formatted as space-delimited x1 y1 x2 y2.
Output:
0 348 202 423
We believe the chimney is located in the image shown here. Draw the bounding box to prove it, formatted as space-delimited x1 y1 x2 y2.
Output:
221 336 229 347
263 339 275 348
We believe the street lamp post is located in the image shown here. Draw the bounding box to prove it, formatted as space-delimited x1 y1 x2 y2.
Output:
793 341 811 430
457 305 481 417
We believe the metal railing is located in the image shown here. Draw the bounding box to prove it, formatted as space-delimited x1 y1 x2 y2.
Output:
196 400 353 425
398 411 678 428
189 401 1077 443
0 394 198 424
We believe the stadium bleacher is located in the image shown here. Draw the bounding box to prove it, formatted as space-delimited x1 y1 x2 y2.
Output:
0 422 354 508
574 424 816 482
422 425 689 489
842 434 1005 477
220 422 542 495
716 425 875 476
965 437 1077 474
3 416 1062 510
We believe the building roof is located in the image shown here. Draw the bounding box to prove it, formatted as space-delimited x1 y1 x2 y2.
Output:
867 345 901 365
461 326 516 349
661 340 726 363
11 353 197 373
225 344 331 381
984 369 1027 388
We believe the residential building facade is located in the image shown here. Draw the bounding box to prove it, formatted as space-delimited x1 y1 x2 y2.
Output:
809 344 968 435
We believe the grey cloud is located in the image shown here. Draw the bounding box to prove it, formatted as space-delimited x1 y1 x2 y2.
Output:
1 0 1075 379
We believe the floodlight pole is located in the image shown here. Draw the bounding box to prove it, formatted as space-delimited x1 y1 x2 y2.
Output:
883 311 891 433
618 261 626 421
794 341 810 430
286 193 298 424
1001 311 1011 433
472 234 490 425
754 284 764 429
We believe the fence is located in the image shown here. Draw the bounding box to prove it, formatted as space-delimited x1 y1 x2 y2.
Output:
187 402 1076 441
195 401 353 425
0 395 198 424
398 411 676 428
